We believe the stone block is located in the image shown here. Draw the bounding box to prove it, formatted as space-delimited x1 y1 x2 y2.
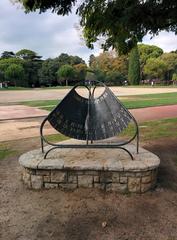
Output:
141 182 152 193
128 177 141 193
36 170 50 176
26 168 36 175
124 172 137 177
106 183 127 193
59 183 77 190
31 175 43 190
120 176 128 184
23 171 31 188
100 172 112 183
68 174 78 184
51 171 66 183
44 183 58 189
112 172 120 182
142 175 152 184
78 175 93 188
38 158 64 170
43 176 51 182
94 183 105 190
93 175 100 183
84 171 99 176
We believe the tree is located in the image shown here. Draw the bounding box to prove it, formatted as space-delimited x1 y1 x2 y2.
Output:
73 63 88 81
57 64 75 86
128 46 140 85
160 53 177 81
38 58 59 86
5 64 25 86
89 54 96 67
144 58 167 80
16 49 42 60
138 44 163 79
16 0 177 54
105 71 126 86
1 51 15 59
172 73 177 84
16 49 42 87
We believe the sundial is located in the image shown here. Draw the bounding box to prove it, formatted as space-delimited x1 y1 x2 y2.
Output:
40 80 139 159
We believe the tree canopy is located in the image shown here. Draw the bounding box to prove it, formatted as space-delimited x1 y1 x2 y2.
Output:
16 0 177 53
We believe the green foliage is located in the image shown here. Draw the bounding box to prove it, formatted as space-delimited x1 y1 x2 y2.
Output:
16 0 177 54
1 51 15 59
160 52 177 80
172 73 177 83
4 64 25 86
138 44 163 65
128 46 140 85
144 58 167 80
105 72 126 86
57 64 75 86
138 44 163 78
16 49 42 60
74 63 88 81
38 58 59 86
90 51 128 85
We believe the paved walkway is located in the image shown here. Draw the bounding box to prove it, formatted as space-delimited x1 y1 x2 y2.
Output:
1 104 177 142
0 105 48 120
1 87 177 103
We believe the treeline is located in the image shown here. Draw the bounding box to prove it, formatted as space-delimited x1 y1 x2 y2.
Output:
0 44 177 87
0 50 87 87
90 44 177 85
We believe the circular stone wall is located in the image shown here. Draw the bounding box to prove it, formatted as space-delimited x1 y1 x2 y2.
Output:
19 140 160 193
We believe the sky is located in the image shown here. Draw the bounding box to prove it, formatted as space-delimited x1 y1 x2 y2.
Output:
0 0 177 63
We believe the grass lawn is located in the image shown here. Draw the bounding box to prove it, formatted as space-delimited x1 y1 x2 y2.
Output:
0 144 16 160
121 117 177 141
0 87 32 91
21 92 177 111
1 117 177 159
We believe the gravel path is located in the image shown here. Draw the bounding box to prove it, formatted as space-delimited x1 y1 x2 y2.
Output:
1 87 177 103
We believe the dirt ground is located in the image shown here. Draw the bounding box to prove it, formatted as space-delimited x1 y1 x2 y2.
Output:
1 87 177 103
1 137 177 240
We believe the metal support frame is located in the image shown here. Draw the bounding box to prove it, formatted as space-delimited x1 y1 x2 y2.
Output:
40 80 139 159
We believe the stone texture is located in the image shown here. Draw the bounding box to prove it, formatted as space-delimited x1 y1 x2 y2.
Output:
141 182 153 193
59 183 77 190
112 172 120 182
36 170 50 176
19 141 160 193
142 175 152 184
94 183 105 190
128 177 141 193
93 175 100 183
106 183 127 193
51 171 66 183
31 175 43 190
44 183 58 189
38 158 64 170
120 176 128 184
43 175 51 182
78 175 93 188
100 172 112 183
68 174 77 183
22 170 31 188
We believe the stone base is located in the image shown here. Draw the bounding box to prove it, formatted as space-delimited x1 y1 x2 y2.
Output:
19 139 160 193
